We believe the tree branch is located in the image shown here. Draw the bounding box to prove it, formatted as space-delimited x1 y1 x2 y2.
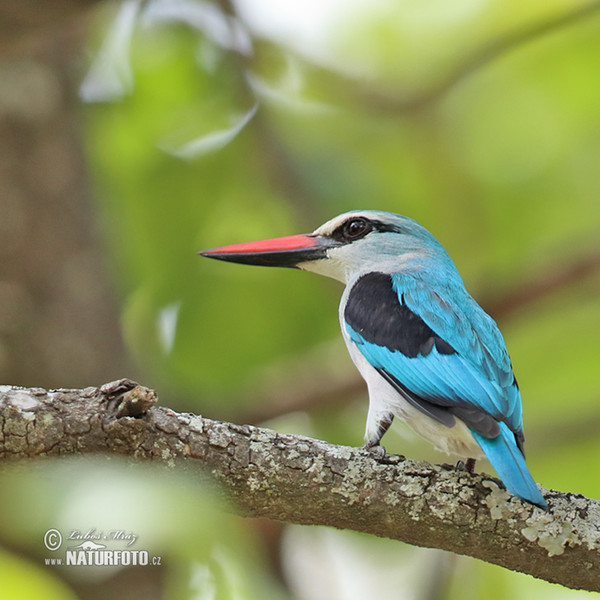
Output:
346 0 600 113
0 0 97 59
1 380 599 592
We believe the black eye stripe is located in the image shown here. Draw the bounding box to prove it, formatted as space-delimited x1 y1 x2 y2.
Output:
329 217 403 244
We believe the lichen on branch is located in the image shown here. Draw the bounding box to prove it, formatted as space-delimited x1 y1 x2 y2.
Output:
0 380 599 592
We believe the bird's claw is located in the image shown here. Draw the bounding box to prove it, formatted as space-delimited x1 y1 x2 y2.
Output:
455 458 477 473
362 443 387 460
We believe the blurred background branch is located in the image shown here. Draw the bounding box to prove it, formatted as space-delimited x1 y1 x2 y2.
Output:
347 0 600 112
238 244 600 424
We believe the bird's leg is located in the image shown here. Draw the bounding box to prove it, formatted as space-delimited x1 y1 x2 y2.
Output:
456 458 477 473
362 412 394 459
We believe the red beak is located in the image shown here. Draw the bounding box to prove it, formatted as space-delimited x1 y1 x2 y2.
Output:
199 233 337 267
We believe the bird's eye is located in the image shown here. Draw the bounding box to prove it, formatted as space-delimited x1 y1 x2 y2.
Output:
342 218 371 241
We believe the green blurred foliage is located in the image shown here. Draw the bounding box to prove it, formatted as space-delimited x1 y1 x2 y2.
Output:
280 525 597 600
0 547 77 600
0 459 285 600
87 24 338 403
75 1 600 598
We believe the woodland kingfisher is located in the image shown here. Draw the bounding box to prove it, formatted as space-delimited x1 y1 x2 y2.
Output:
200 210 546 508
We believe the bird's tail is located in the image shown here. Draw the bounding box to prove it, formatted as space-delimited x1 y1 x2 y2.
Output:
471 423 547 508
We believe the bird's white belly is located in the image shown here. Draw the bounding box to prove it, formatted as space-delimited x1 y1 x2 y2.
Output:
345 335 484 460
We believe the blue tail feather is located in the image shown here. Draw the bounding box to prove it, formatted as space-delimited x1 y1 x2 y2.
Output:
471 423 547 508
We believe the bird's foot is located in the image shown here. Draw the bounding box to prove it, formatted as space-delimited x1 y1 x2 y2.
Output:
455 458 477 473
362 441 387 460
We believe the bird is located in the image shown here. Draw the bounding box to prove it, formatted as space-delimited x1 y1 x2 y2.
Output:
200 210 546 508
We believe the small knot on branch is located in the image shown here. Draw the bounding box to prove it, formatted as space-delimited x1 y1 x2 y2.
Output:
100 379 157 418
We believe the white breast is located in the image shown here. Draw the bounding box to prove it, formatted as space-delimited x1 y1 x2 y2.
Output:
338 296 483 460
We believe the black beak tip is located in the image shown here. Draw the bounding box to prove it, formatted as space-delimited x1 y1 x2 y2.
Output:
198 249 233 262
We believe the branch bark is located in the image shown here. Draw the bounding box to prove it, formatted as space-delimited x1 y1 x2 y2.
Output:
1 380 599 592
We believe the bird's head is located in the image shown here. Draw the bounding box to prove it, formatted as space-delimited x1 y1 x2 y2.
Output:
200 210 453 283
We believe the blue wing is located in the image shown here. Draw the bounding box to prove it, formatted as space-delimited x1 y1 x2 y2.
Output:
345 271 546 507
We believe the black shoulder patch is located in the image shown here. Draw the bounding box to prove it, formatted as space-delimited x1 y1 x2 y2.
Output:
344 272 456 358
